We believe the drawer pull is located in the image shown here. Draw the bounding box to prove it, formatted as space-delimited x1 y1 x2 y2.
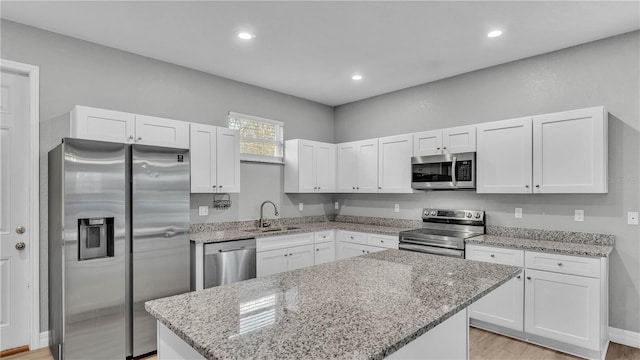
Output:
316 248 319 252
557 262 563 266
284 254 288 257
526 276 532 280
361 250 366 253
490 254 495 258
380 240 384 243
517 275 521 279
350 236 354 239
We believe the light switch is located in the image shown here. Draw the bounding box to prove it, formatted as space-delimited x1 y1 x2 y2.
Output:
515 208 522 219
574 210 584 222
394 204 400 213
334 202 339 210
299 203 304 211
198 206 208 216
628 212 639 225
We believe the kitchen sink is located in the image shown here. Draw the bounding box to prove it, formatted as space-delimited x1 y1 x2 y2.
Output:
248 226 300 233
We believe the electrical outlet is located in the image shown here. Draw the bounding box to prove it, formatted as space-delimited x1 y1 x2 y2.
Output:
628 212 639 225
515 208 523 219
198 206 208 216
394 204 400 213
574 210 584 222
334 201 339 210
299 203 304 211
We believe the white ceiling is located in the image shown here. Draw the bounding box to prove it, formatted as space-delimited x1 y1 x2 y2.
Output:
2 1 639 106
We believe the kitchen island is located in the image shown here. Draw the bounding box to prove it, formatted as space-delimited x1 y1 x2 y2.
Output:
146 250 519 359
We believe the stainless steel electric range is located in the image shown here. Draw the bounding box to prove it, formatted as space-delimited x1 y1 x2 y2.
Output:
398 208 486 258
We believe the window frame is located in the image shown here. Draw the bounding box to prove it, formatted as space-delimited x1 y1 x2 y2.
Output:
228 111 285 164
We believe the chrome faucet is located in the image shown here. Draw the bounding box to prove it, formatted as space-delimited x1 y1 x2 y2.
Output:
259 201 279 228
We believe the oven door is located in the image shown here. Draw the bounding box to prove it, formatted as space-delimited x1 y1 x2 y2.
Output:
399 242 465 258
411 152 475 190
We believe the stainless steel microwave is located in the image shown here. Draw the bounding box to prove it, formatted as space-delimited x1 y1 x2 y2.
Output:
411 152 476 190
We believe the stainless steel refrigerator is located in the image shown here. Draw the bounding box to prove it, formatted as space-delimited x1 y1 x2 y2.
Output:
49 138 190 359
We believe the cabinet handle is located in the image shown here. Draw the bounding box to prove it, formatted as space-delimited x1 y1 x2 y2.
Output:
219 185 223 188
490 254 495 258
380 240 384 243
352 186 356 190
557 262 563 267
526 276 532 280
318 186 321 190
378 186 382 190
436 147 441 150
323 235 327 239
128 135 134 140
525 185 529 189
361 250 366 253
350 236 354 239
366 251 370 254
517 275 521 279
535 185 540 188
316 248 319 252
443 146 447 150
137 136 142 141
356 187 359 190
284 254 288 257
289 253 292 256
213 185 217 188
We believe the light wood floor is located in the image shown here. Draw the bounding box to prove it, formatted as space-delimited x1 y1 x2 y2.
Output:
3 328 638 359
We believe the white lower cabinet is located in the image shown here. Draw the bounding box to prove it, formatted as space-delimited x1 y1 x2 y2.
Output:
256 247 291 277
336 230 398 260
466 244 608 359
314 241 336 265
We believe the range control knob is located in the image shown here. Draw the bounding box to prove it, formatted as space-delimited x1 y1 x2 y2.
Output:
431 211 437 216
466 213 472 218
474 213 481 219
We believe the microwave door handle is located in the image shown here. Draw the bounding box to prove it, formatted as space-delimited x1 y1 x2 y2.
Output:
452 156 457 186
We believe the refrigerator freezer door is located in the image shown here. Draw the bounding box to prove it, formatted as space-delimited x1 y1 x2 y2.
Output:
131 145 190 357
61 139 127 359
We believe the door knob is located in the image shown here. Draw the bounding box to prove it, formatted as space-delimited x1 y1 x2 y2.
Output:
16 226 26 234
15 241 26 251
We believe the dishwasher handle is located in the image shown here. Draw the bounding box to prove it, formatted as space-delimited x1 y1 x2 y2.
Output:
219 247 246 252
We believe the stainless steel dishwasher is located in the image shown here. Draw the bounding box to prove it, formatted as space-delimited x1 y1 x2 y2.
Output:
202 238 257 289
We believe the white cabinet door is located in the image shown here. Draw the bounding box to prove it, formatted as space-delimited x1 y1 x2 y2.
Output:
413 130 442 156
256 248 289 277
357 139 379 193
532 107 607 193
378 134 413 193
215 128 241 193
190 123 217 193
442 125 476 153
469 272 524 331
337 241 368 260
297 140 316 192
315 142 336 192
287 245 315 271
71 105 135 143
314 241 336 265
135 114 190 149
476 117 533 194
524 269 600 350
337 142 358 192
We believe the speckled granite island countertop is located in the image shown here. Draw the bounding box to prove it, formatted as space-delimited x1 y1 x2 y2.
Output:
466 226 615 257
146 250 520 360
190 221 413 244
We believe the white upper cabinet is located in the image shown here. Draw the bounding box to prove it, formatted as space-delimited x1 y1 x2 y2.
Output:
71 106 136 144
477 106 607 194
532 107 607 193
337 139 378 193
413 125 476 156
135 114 190 149
190 123 240 193
476 116 533 193
378 134 413 193
71 105 189 148
285 139 336 193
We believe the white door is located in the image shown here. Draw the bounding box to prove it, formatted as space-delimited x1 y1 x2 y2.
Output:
256 248 289 277
135 114 189 149
314 143 335 193
476 117 533 193
469 272 524 331
0 71 31 351
378 134 412 193
336 142 357 192
215 128 241 193
298 140 316 193
286 245 315 271
357 139 379 193
532 107 607 193
412 130 442 156
189 123 216 193
524 269 600 350
71 105 135 144
314 241 335 265
442 125 476 153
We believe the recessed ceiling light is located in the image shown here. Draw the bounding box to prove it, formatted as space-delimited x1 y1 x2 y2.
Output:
487 30 503 38
238 32 255 40
352 74 363 81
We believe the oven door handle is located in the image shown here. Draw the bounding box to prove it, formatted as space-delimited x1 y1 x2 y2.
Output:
452 155 457 186
399 243 464 258
400 237 465 250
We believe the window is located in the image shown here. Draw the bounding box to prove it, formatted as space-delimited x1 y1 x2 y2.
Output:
228 112 284 164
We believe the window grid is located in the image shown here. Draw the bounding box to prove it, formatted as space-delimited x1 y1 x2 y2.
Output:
228 112 284 163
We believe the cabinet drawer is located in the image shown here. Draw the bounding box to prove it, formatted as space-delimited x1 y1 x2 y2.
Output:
314 230 334 244
368 234 399 249
257 232 314 252
466 245 524 267
525 251 601 278
337 230 368 245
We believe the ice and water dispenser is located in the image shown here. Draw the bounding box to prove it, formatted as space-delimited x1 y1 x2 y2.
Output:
78 217 115 260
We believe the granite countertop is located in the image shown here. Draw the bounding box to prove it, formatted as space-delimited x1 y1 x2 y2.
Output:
146 249 520 360
466 234 614 257
190 221 413 244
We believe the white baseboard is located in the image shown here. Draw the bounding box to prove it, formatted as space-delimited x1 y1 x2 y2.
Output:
39 331 49 349
610 327 640 348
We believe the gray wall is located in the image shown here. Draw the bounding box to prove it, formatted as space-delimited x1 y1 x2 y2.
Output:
334 31 640 333
0 20 335 330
